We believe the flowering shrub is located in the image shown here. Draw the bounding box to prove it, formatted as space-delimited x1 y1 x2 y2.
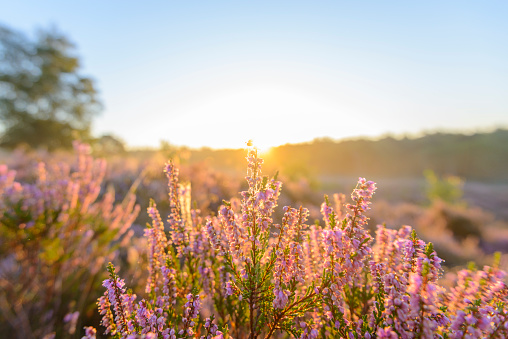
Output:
87 148 508 338
368 198 508 269
0 142 140 338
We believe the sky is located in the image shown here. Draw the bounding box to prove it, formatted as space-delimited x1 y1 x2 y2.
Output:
2 1 508 150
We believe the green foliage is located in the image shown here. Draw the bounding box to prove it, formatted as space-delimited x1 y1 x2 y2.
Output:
424 169 464 205
0 23 101 150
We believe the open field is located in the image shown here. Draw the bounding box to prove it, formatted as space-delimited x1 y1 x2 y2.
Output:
1 134 508 338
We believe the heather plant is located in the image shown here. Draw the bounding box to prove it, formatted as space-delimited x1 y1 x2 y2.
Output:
0 142 140 338
87 147 508 338
369 198 508 268
97 151 241 230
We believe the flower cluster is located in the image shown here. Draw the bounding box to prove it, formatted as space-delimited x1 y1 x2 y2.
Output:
84 147 508 339
0 142 139 338
82 156 224 338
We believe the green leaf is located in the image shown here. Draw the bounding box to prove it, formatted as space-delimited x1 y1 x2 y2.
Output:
40 237 64 264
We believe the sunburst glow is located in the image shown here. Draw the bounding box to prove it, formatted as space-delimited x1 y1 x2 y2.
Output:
159 80 362 150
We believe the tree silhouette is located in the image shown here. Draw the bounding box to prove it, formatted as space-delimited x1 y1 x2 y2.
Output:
0 23 101 150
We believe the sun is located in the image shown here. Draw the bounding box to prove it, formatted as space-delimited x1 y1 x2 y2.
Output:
256 144 273 156
245 139 274 156
166 81 340 150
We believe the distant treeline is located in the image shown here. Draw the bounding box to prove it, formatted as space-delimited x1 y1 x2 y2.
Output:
185 129 508 181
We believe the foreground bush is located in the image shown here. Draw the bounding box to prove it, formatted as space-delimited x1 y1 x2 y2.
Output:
0 142 140 338
86 148 507 338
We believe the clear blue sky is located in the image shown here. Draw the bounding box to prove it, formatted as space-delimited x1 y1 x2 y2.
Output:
2 1 508 149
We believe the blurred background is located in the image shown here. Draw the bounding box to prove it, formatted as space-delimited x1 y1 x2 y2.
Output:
1 1 508 337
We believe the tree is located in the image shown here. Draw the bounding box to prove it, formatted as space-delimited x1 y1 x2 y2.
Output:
0 23 101 150
94 134 126 155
